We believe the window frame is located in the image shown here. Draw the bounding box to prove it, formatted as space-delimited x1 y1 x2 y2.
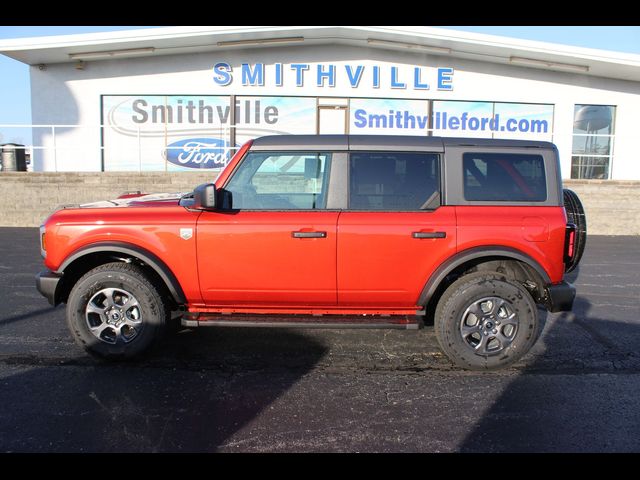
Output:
442 145 562 207
345 150 443 212
222 150 335 211
570 104 616 180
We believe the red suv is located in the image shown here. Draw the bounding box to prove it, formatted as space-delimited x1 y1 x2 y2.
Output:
36 135 586 370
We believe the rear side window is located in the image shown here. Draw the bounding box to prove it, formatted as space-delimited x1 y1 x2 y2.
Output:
463 153 547 202
349 152 440 211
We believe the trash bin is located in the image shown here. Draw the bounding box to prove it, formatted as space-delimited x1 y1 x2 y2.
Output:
1 144 27 172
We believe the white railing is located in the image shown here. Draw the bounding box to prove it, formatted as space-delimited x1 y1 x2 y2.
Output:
0 124 239 172
1 122 562 172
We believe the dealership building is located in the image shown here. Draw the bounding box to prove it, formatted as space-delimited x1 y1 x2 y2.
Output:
1 26 640 180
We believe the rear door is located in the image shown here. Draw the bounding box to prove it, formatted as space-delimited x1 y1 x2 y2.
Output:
337 150 456 307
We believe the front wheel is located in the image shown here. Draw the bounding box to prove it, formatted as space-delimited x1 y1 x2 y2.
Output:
434 272 540 370
66 262 169 360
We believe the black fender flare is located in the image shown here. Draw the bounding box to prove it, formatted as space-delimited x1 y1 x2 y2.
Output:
57 242 186 304
417 246 551 306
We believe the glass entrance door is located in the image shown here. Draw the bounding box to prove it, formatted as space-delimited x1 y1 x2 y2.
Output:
318 106 347 134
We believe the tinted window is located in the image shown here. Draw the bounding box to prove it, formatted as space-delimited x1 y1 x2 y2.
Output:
225 152 331 210
349 152 440 211
463 153 546 202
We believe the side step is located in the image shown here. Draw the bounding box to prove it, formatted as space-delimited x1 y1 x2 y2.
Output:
181 313 423 330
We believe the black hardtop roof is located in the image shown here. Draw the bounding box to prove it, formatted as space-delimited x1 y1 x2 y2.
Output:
250 134 554 151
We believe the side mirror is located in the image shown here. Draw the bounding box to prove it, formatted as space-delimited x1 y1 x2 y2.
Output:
193 183 216 210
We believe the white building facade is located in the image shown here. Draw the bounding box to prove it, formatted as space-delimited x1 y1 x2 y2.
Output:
2 26 639 179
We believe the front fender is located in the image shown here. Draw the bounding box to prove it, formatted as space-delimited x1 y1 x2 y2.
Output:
57 242 186 304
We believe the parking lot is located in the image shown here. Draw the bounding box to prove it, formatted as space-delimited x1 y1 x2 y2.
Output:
1 227 639 452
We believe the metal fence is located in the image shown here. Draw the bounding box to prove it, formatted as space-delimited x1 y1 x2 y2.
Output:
0 124 239 172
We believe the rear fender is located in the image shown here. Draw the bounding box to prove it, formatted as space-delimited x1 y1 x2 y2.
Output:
418 246 551 306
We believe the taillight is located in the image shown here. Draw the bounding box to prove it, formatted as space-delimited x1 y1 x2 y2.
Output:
567 231 575 258
39 225 47 259
564 223 576 267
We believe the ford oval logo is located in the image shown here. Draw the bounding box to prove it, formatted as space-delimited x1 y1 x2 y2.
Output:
164 138 233 169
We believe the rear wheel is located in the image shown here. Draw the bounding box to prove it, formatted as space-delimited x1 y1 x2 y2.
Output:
66 262 169 360
563 188 587 273
434 272 540 370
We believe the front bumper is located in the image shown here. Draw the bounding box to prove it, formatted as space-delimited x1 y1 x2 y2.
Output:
544 281 576 313
35 270 62 306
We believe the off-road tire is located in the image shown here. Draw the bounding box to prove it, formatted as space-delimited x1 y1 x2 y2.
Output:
434 272 540 370
66 262 169 360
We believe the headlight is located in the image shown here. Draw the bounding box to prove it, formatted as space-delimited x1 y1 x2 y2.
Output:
39 225 46 258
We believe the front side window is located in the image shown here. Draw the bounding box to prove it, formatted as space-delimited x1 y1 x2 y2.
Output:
571 104 616 179
349 152 440 211
463 153 547 202
225 152 331 210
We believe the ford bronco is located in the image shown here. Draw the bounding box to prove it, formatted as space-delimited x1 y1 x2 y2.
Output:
36 135 586 370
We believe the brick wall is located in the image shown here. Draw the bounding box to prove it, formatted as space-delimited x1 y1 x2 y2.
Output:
0 172 217 227
0 173 638 235
563 180 640 236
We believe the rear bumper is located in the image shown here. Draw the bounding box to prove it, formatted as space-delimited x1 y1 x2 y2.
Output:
545 281 576 313
35 270 62 306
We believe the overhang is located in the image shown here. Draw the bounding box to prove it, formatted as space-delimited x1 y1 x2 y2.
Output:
1 26 640 82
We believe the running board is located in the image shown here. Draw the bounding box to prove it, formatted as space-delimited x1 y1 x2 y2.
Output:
181 313 423 330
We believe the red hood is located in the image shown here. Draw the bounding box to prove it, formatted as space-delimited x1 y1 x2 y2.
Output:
77 192 186 208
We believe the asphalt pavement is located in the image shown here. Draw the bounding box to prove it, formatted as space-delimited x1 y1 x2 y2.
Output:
1 228 639 452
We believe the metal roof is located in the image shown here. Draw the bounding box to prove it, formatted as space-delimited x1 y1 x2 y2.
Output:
1 26 640 82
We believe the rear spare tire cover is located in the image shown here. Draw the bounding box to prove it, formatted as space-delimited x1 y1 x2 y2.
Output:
563 188 587 273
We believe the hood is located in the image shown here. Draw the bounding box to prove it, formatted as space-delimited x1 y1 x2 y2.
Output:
74 192 187 209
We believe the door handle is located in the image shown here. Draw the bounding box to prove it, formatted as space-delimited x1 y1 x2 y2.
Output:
292 231 327 238
412 231 446 239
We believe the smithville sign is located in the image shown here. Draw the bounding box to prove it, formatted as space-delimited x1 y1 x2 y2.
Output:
212 62 454 91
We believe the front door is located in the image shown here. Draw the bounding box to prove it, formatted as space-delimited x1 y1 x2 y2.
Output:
197 151 338 306
337 151 456 307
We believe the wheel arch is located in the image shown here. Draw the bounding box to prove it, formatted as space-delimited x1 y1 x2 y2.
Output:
419 246 551 308
54 242 186 306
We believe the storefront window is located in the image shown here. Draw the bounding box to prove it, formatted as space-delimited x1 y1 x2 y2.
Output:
493 103 554 141
571 105 616 179
431 101 494 138
431 101 554 141
349 98 429 136
234 96 317 144
102 95 232 171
